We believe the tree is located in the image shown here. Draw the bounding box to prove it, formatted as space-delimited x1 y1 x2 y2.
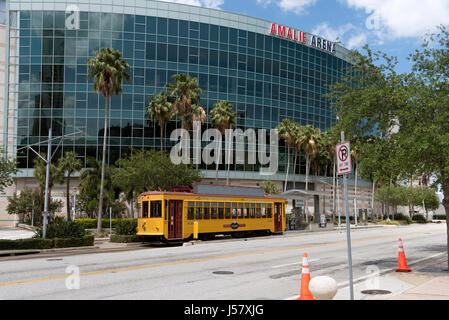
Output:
33 154 64 215
7 187 62 225
87 47 131 235
277 119 296 192
262 180 281 195
113 150 203 214
166 73 203 130
0 149 18 194
328 29 449 270
57 152 82 221
146 91 174 151
297 125 321 221
209 101 237 184
78 158 116 218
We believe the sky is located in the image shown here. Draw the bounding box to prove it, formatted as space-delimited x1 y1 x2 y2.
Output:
160 0 449 74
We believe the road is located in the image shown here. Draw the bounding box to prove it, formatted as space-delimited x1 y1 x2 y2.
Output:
0 223 446 300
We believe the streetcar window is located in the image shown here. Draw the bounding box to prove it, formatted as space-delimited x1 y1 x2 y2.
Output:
195 202 202 219
203 202 210 219
256 203 261 218
231 203 237 219
237 203 244 218
164 200 168 220
188 201 195 220
211 202 217 219
142 201 149 218
244 203 250 218
225 202 231 219
267 204 272 218
218 202 225 219
250 203 255 218
261 203 266 218
150 201 162 218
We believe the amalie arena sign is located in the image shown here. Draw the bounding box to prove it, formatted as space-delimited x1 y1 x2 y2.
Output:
269 23 337 55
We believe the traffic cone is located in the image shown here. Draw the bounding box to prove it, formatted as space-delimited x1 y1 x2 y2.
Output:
297 253 316 300
395 238 412 272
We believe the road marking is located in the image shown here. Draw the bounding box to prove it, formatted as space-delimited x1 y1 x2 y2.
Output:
271 259 320 268
0 229 445 288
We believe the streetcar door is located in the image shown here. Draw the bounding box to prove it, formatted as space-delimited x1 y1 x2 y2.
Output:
168 200 183 239
274 203 282 232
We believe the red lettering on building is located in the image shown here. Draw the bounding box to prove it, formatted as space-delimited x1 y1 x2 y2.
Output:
277 25 286 38
287 27 292 39
270 23 277 35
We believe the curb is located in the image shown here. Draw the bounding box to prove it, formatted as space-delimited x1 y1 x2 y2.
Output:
0 245 100 257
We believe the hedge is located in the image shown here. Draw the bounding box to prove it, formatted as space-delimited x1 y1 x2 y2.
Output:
75 219 137 229
110 234 141 243
0 235 94 251
433 215 446 220
412 214 427 223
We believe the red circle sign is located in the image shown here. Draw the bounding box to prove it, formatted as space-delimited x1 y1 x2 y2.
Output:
338 145 349 162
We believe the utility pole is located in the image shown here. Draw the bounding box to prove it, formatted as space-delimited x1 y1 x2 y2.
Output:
42 128 52 239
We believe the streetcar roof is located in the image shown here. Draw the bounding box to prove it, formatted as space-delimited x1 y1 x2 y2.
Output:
138 191 286 201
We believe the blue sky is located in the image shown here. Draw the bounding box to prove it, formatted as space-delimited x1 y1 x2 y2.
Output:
163 0 449 74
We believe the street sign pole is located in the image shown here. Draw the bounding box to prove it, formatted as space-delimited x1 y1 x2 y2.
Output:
340 131 354 300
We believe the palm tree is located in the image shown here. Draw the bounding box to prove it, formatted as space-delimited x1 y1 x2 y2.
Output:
321 129 339 222
210 101 237 184
146 91 174 151
278 119 297 192
291 122 301 189
297 124 321 221
87 47 131 235
166 73 203 130
57 152 82 221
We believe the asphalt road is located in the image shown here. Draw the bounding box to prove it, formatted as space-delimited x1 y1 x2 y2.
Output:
0 223 446 300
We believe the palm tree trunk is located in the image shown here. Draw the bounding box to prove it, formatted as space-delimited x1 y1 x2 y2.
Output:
284 145 291 192
98 95 109 235
160 124 164 152
305 154 310 221
226 125 232 185
292 147 297 189
66 175 71 221
371 178 376 220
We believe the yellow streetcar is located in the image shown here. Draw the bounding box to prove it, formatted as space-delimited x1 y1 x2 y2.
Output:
137 183 286 241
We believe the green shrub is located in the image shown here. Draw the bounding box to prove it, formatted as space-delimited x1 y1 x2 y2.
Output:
412 214 427 223
110 234 141 243
433 215 446 220
53 235 94 248
114 219 137 235
38 217 86 239
0 238 53 250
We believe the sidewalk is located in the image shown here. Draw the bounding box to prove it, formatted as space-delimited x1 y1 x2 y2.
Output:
334 253 449 300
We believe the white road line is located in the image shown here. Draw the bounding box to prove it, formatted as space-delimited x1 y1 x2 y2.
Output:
271 259 320 269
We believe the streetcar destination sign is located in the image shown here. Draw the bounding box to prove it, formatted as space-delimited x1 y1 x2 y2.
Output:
336 141 351 175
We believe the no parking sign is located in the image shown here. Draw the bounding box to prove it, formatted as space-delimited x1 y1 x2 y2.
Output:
336 141 351 175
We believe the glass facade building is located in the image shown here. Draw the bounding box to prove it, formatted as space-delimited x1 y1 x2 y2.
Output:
5 0 352 181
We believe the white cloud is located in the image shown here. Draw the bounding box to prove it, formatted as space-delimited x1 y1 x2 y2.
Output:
257 0 317 14
343 0 449 39
312 22 368 49
159 0 224 9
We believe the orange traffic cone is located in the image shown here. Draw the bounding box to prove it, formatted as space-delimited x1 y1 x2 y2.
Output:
395 238 412 272
297 253 316 300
